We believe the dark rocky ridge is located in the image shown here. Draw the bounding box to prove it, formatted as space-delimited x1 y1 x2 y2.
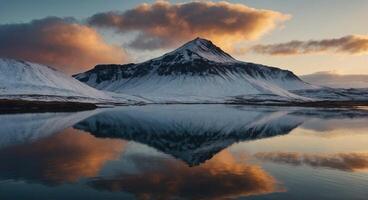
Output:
75 60 300 82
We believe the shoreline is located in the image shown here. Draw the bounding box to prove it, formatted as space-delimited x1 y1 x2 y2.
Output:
0 99 97 114
1 99 368 114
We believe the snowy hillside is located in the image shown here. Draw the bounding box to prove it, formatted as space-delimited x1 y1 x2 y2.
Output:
75 38 318 103
0 58 114 102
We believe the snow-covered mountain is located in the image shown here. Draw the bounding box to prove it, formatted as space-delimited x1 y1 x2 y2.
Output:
75 38 318 103
0 58 114 102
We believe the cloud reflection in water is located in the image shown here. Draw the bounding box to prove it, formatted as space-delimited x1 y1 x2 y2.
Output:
88 150 282 200
0 128 125 185
255 152 368 172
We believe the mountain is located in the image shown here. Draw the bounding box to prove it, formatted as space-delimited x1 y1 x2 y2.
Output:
75 38 318 103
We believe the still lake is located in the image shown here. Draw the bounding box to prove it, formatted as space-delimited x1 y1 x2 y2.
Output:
0 105 367 200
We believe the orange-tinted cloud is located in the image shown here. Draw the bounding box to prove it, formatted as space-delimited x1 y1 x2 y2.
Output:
0 17 128 74
88 1 289 50
255 152 368 172
250 35 368 55
0 128 126 185
89 150 281 200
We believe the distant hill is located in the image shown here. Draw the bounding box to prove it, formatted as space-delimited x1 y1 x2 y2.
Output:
301 71 368 89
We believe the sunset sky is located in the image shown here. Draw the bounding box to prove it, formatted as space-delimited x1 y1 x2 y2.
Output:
0 0 367 75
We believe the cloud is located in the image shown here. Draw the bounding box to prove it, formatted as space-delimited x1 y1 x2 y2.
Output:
301 71 368 88
255 152 368 172
89 150 281 199
250 35 368 55
0 17 128 74
0 128 126 185
88 1 290 50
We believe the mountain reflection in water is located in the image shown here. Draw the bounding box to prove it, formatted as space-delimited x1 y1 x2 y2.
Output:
0 105 368 200
74 105 308 166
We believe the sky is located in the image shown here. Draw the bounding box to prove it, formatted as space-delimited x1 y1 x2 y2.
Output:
0 0 367 75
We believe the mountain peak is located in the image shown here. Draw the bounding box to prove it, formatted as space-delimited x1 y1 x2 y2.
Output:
191 37 213 45
162 37 238 63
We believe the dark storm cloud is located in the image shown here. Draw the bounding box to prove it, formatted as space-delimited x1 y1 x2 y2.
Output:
251 35 368 55
0 17 128 73
88 1 290 50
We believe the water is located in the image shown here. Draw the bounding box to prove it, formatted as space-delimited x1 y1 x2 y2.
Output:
0 105 367 200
